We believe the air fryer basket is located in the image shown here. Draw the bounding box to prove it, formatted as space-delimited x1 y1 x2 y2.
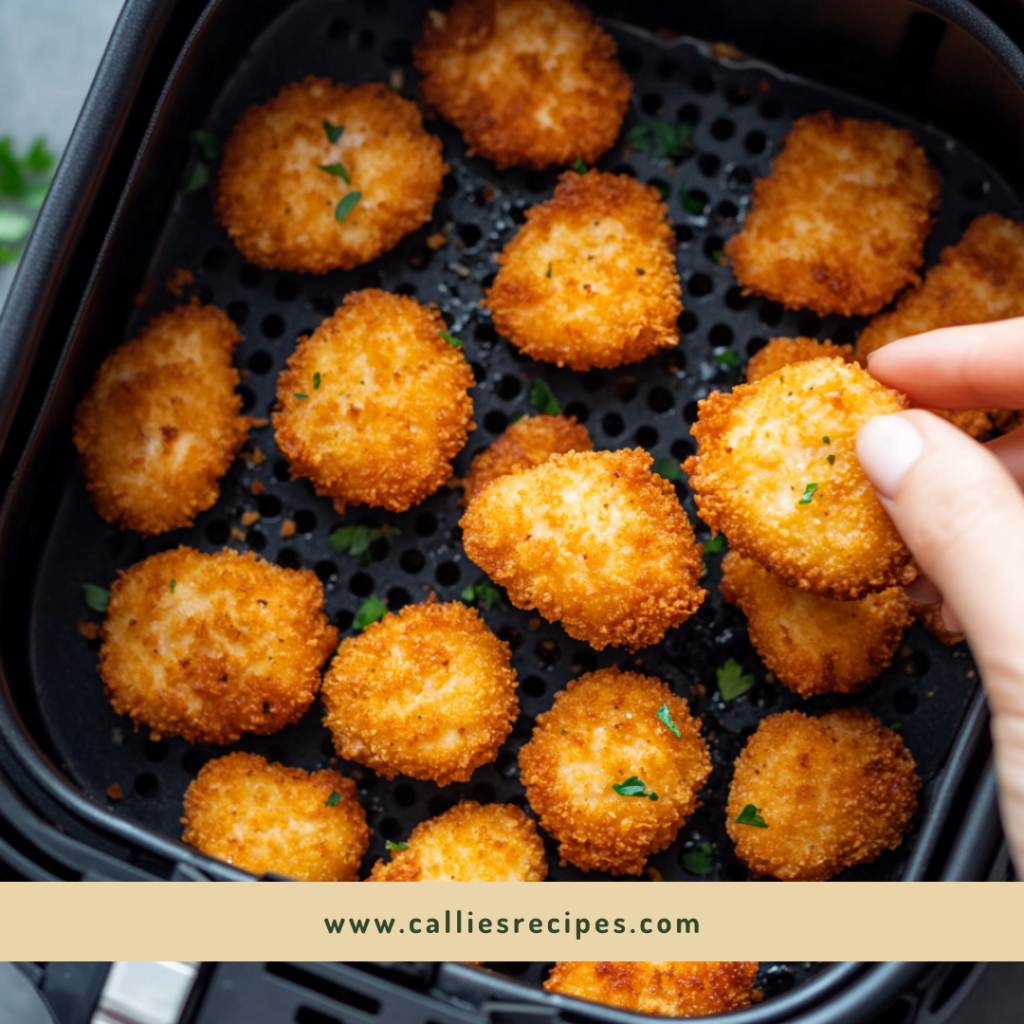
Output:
0 0 1020 887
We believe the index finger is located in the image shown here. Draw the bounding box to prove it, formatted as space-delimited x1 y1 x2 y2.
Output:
866 317 1024 410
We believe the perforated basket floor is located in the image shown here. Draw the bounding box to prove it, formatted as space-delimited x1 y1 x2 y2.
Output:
30 0 1016 882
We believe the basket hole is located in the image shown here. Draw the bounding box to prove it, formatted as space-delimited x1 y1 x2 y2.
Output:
635 425 658 448
349 572 374 597
475 321 498 344
471 782 496 804
683 400 700 424
202 247 227 271
509 204 528 225
386 587 411 611
614 377 638 402
680 310 699 334
247 350 273 375
760 97 783 119
429 795 455 817
436 562 460 587
709 323 734 346
356 28 375 51
314 560 337 583
893 688 918 714
394 282 416 297
134 773 159 798
260 314 285 339
647 388 674 413
725 82 752 106
496 375 522 400
655 58 681 81
716 199 739 220
747 336 769 357
685 189 709 214
602 412 624 437
401 549 425 574
640 91 663 115
181 749 205 776
273 459 291 481
525 171 550 193
677 102 701 125
273 278 299 302
671 439 695 460
691 73 715 95
459 223 482 247
381 38 413 66
416 513 438 537
728 166 753 191
498 625 522 650
484 410 508 435
564 400 589 423
710 117 735 141
798 312 822 337
335 609 354 631
257 495 282 518
905 652 930 677
277 549 302 570
744 130 767 154
227 301 249 326
393 783 416 808
675 224 694 245
246 529 266 552
358 269 382 289
143 738 168 763
833 324 855 346
327 17 351 40
698 153 720 177
578 369 604 393
206 520 229 544
470 361 486 384
612 163 637 178
759 300 784 327
535 639 561 665
238 387 255 413
649 178 670 201
689 273 713 298
379 817 401 840
522 676 546 698
293 510 317 534
620 49 642 72
962 179 989 201
239 264 262 287
725 286 749 311
512 714 536 738
311 292 336 315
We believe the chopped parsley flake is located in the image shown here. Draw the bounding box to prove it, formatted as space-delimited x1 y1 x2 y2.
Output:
323 121 345 144
461 577 503 609
190 128 220 162
573 156 587 173
717 658 755 701
682 840 714 875
352 595 388 631
385 840 408 851
186 162 211 194
329 524 400 562
546 262 552 278
890 721 903 733
439 327 463 348
317 162 350 183
626 119 693 159
335 191 362 223
169 579 176 593
82 584 110 613
294 392 308 401
613 776 658 801
798 482 819 505
313 372 322 390
653 180 670 201
509 412 523 424
822 436 831 444
325 791 342 807
656 703 681 738
827 454 835 465
531 378 560 415
735 804 768 828
654 458 682 482
702 535 724 556
679 183 704 215
713 348 741 368
712 249 724 264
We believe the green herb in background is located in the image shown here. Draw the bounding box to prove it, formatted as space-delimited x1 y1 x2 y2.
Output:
656 703 681 738
185 128 220 194
385 839 409 851
890 722 903 733
682 840 714 875
573 156 587 174
186 163 212 194
798 482 819 505
735 804 768 828
325 791 342 807
678 182 704 215
329 524 400 563
335 191 362 223
531 379 560 415
352 595 388 631
652 180 670 201
717 658 754 701
323 121 345 144
701 535 724 556
439 327 463 348
82 584 110 614
461 577 503 609
0 136 56 263
654 459 682 482
711 249 725 264
626 119 693 159
713 348 741 368
613 776 658 801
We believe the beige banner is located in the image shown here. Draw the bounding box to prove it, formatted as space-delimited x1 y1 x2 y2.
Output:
0 882 1022 960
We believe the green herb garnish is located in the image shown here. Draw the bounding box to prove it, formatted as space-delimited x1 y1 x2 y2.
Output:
353 595 388 631
682 840 713 875
546 262 552 278
613 776 658 801
702 535 724 556
329 524 400 563
335 191 362 222
317 162 351 183
573 156 587 174
461 577 503 609
294 392 308 401
186 162 211 194
890 721 903 733
826 454 835 465
822 436 831 444
190 128 220 162
679 183 704 215
325 791 342 807
385 840 409 851
654 459 682 482
0 211 32 246
798 482 819 505
717 658 755 701
439 327 463 348
653 181 670 201
735 804 768 828
82 584 110 614
169 579 176 593
711 249 724 264
313 372 322 390
656 703 681 738
626 119 693 159
531 379 560 415
323 121 345 144
713 348 741 368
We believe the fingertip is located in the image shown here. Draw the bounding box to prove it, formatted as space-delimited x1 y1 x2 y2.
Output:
856 414 925 500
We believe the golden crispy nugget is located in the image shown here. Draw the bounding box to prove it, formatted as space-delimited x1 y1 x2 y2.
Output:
181 752 368 881
727 708 919 881
485 171 682 369
366 801 546 881
100 547 337 744
273 290 474 513
685 358 912 600
461 449 706 651
72 301 249 535
720 551 913 697
746 336 853 383
415 0 631 170
462 414 593 504
911 602 964 646
545 962 760 1018
215 78 446 272
725 112 941 316
519 668 711 876
322 602 517 786
857 213 1024 436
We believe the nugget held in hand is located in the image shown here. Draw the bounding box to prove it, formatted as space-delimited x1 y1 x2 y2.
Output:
720 551 913 697
485 171 682 369
181 752 368 881
727 708 920 881
544 962 760 1018
367 801 546 881
215 77 446 272
99 547 337 744
322 602 517 786
274 289 474 513
73 301 249 535
519 668 711 876
685 358 912 599
725 112 940 316
462 414 593 504
415 0 631 170
462 449 706 650
746 336 853 383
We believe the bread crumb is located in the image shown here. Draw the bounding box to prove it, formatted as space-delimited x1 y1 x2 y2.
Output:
107 783 123 801
241 510 260 526
230 527 246 541
165 267 195 296
251 417 270 428
280 519 297 539
77 620 102 641
251 480 265 495
427 232 448 250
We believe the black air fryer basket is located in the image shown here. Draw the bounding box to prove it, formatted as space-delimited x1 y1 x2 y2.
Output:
0 0 1018 898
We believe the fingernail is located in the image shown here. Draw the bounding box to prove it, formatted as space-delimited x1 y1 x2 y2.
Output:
856 415 924 499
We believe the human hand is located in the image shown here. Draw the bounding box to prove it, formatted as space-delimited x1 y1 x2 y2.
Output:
856 318 1024 877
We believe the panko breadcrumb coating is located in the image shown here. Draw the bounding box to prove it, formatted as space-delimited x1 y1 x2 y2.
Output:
99 547 337 744
273 290 475 513
684 358 912 600
746 336 853 383
72 301 249 535
725 112 941 316
414 0 631 170
912 602 964 646
485 171 682 369
461 449 706 651
519 668 711 875
366 801 546 881
857 213 1024 437
545 962 760 1018
322 602 517 786
727 708 920 881
181 752 368 881
462 414 593 504
215 77 446 273
720 551 913 697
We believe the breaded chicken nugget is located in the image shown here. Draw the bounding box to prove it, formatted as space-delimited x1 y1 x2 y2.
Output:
215 78 446 273
462 414 592 504
322 602 517 786
461 449 706 651
100 547 337 744
684 358 912 600
273 290 475 513
519 668 711 875
856 214 1024 437
414 0 631 170
485 171 682 370
727 708 920 881
725 112 941 316
720 551 913 697
366 801 546 881
544 962 760 1018
746 336 853 383
72 301 249 535
181 752 368 881
912 602 964 646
